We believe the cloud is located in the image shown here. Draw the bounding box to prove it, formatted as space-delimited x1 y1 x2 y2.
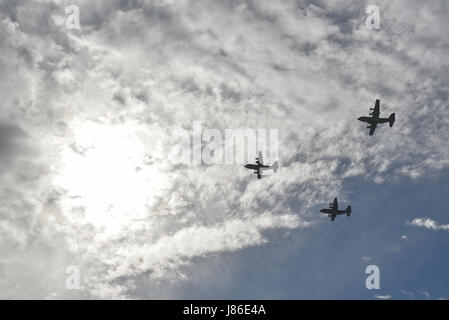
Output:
362 256 371 262
420 289 431 299
374 294 392 300
86 213 311 298
400 289 431 300
0 0 449 298
407 218 449 231
400 289 415 299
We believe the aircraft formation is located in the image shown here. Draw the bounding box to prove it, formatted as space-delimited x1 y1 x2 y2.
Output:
244 99 395 221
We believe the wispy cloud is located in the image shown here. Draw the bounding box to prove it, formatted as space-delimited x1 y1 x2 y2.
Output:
374 294 392 300
400 289 415 299
362 256 371 262
407 218 449 231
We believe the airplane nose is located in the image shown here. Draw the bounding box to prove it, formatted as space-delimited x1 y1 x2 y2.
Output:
244 164 249 168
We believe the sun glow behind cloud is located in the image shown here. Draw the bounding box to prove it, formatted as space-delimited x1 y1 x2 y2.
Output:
54 120 168 235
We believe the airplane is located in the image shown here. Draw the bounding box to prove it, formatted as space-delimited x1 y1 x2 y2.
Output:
320 198 352 221
244 151 279 179
357 99 395 136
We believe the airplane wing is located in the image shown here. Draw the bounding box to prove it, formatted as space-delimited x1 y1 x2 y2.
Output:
373 99 380 118
332 198 338 210
258 151 263 166
369 123 377 136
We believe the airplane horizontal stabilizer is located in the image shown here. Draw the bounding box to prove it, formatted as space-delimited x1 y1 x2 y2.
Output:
346 205 352 216
272 161 279 173
389 113 396 127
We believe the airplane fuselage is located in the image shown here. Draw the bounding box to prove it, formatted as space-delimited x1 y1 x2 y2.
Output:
244 164 269 170
358 115 389 125
319 209 347 215
358 115 377 124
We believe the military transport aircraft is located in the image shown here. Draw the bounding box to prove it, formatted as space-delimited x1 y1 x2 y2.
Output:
320 198 352 222
357 99 395 135
244 152 278 179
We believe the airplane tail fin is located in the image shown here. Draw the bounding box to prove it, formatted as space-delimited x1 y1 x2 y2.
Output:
271 161 279 173
389 113 395 127
346 205 352 216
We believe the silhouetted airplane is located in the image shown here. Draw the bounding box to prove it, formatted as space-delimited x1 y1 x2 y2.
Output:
320 198 352 221
358 99 395 135
244 152 278 179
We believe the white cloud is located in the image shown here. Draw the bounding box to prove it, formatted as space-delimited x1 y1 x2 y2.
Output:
400 289 415 299
362 256 371 262
400 289 431 300
407 218 449 231
0 0 449 298
374 294 392 300
420 289 431 299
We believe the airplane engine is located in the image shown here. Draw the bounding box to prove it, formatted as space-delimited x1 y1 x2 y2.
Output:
346 205 352 216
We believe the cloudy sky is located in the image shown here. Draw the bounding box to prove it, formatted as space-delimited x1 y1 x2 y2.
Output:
0 0 448 299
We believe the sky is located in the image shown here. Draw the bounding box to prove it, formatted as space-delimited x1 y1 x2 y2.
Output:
0 0 448 299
